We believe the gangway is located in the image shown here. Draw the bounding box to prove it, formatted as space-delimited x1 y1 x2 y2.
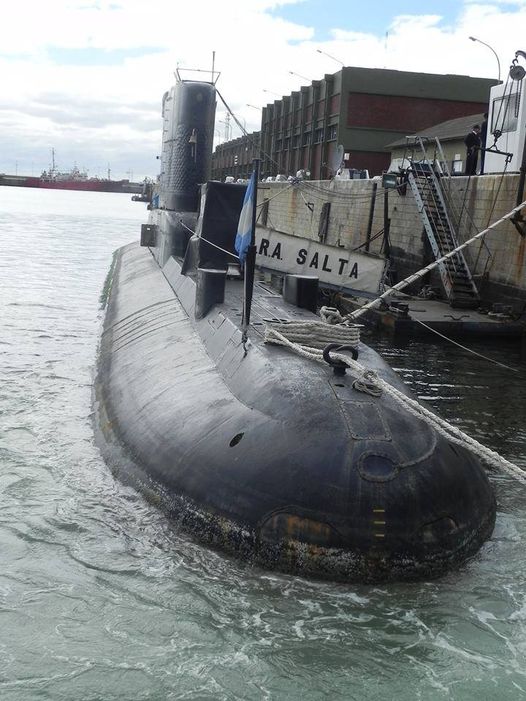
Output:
406 137 480 308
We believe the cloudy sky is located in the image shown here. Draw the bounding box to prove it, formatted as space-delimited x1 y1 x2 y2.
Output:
0 0 524 181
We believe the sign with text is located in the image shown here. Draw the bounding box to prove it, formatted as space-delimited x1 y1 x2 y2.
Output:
255 227 384 293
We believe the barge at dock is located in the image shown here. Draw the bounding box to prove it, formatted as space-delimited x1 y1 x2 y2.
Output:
93 76 496 583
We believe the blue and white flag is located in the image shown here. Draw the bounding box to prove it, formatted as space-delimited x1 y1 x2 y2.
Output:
234 170 257 264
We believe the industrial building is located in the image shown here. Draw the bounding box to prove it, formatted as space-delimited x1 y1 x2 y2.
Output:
211 67 497 181
212 132 260 182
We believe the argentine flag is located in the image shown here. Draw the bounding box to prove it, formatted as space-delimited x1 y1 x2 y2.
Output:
234 170 257 264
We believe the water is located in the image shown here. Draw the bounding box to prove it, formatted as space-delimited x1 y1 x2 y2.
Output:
1 186 526 700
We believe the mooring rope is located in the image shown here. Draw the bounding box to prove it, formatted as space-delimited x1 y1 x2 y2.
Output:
352 370 383 397
413 317 519 373
178 219 241 260
264 307 361 350
264 319 361 350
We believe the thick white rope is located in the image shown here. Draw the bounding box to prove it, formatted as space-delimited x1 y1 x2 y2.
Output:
352 370 383 397
264 307 361 350
264 325 526 483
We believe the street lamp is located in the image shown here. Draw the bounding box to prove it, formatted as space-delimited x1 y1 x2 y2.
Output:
288 70 312 83
469 36 501 82
262 89 281 98
316 48 344 67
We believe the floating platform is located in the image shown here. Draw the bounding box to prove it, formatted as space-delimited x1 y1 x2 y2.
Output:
341 295 526 340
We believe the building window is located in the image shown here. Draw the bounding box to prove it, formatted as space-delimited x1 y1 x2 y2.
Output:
452 155 463 174
491 93 519 134
327 125 337 140
302 131 311 146
314 128 324 143
293 135 300 148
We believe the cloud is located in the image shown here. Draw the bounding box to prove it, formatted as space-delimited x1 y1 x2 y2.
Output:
0 0 524 179
46 46 165 66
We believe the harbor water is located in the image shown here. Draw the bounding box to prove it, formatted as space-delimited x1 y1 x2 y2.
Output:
1 186 526 700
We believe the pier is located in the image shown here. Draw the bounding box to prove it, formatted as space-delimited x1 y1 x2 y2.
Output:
340 293 525 340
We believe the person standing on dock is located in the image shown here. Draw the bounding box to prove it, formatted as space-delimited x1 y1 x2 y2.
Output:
464 124 481 175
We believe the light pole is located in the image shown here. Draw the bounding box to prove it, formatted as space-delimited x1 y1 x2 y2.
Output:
262 89 281 98
288 70 312 83
316 48 344 68
469 36 501 82
246 103 261 111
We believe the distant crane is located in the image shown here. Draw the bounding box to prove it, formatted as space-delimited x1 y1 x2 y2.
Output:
219 114 231 141
50 148 57 176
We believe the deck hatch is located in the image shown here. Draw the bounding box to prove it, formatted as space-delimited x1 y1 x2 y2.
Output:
341 401 391 441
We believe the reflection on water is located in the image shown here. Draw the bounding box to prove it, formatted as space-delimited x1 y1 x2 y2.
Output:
0 186 525 700
366 330 526 468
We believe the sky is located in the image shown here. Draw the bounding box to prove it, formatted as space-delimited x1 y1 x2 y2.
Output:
0 0 524 181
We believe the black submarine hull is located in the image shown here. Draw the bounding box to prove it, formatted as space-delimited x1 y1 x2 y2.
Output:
94 236 496 583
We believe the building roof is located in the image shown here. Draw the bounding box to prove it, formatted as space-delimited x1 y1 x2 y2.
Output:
386 113 485 149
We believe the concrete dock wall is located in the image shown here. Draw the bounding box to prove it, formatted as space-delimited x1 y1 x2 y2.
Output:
257 174 526 308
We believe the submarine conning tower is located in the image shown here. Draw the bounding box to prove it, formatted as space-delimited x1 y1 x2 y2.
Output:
159 80 216 212
151 80 217 266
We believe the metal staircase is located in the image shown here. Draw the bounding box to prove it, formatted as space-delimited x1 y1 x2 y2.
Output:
406 137 480 309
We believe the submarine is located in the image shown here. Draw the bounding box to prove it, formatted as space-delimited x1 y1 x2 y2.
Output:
93 76 496 583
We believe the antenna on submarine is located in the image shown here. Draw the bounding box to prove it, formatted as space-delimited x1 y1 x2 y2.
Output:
211 51 215 84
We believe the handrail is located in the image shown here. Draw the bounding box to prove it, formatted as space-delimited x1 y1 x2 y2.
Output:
403 136 494 277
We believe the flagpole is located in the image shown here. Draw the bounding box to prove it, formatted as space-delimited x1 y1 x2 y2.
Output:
242 158 260 345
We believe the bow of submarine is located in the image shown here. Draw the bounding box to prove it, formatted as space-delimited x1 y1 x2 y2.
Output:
217 341 496 582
